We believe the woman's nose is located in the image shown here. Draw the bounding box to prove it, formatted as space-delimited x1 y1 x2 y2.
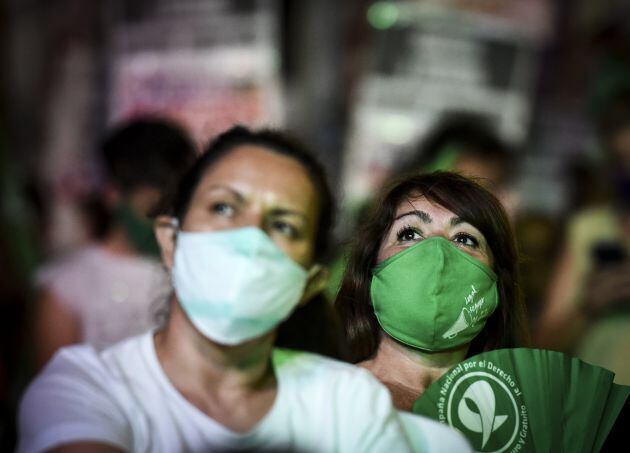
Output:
425 231 449 240
239 210 266 231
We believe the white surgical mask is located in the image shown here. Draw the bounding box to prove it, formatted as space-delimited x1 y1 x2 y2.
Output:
171 226 308 345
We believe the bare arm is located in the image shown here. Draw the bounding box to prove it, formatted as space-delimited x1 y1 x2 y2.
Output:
34 288 81 369
534 244 588 351
49 442 125 453
580 262 630 315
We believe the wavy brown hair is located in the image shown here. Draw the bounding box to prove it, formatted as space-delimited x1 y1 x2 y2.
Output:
335 171 529 362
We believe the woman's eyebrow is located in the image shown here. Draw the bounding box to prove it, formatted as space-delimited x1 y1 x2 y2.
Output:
205 184 245 203
394 210 432 223
270 207 307 220
450 217 483 238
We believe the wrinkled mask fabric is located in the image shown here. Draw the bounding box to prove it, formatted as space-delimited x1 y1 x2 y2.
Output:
370 236 498 352
172 227 308 345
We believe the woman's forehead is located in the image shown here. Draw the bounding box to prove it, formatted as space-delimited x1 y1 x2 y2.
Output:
196 145 320 215
394 194 453 218
390 193 485 236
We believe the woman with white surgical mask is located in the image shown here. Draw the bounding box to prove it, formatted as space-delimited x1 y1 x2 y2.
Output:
18 126 435 453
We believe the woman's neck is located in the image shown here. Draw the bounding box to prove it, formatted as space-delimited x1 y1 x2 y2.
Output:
154 299 277 431
156 300 276 392
361 334 468 411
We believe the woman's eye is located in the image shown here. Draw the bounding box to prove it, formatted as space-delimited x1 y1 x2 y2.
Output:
396 227 422 242
271 220 299 239
453 233 479 248
210 202 235 217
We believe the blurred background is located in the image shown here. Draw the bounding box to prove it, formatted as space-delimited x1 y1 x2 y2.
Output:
3 0 630 449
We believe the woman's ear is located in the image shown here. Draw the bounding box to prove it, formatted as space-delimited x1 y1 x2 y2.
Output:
299 264 330 306
154 215 178 270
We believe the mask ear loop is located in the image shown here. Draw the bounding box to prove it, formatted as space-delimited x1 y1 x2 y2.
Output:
153 216 180 322
169 219 182 266
155 216 179 229
154 216 181 243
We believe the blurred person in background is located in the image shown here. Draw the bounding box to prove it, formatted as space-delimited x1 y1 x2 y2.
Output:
16 126 444 453
395 113 519 218
335 172 529 405
536 90 630 385
33 118 196 368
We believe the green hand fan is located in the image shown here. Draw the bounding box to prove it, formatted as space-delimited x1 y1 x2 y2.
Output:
412 348 629 452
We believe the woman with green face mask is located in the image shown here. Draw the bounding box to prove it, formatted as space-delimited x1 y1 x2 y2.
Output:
335 172 630 452
335 171 530 410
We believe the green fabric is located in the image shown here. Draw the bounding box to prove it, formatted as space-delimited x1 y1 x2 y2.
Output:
272 348 300 369
424 145 461 173
114 203 160 257
370 237 498 351
323 248 348 302
412 348 630 452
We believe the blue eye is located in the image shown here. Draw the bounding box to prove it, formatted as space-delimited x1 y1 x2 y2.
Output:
396 226 422 242
211 202 235 217
453 233 479 248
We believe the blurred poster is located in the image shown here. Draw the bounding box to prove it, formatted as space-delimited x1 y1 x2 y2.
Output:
106 0 283 146
108 46 283 146
451 0 553 40
341 0 553 207
42 0 283 252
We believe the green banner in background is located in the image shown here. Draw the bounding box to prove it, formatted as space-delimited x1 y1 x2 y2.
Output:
412 348 629 452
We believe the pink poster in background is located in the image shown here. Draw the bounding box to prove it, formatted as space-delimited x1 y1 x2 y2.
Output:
108 48 283 148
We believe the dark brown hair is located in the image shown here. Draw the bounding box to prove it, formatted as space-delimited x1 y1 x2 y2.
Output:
102 117 196 194
335 171 529 362
167 125 334 260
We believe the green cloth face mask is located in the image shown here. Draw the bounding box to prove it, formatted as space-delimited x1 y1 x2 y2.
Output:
370 236 498 352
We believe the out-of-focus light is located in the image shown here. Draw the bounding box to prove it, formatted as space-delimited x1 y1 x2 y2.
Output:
367 2 399 30
376 113 415 145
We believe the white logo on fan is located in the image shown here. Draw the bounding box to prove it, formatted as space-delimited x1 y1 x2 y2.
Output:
457 380 508 448
446 370 526 452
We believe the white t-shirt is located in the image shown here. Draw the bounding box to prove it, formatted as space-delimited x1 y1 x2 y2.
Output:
37 245 170 349
19 332 450 453
399 412 471 452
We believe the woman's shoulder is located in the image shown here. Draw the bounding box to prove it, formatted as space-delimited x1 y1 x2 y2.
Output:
17 337 151 453
34 342 108 384
399 411 472 452
271 349 417 451
272 348 386 395
25 333 150 395
273 348 369 375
